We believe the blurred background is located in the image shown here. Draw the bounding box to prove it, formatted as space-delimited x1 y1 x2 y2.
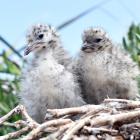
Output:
0 0 140 135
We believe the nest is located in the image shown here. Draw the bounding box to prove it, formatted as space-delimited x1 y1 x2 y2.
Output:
1 99 140 140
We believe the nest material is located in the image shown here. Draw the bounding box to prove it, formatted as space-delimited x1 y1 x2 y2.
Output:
1 99 140 140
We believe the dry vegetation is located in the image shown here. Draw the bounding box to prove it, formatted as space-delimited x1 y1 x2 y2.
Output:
0 99 140 140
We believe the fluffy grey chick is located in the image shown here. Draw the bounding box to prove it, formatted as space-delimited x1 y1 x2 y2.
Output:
20 24 85 123
74 27 140 104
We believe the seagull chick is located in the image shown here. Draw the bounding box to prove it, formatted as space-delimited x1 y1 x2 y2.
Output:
20 24 85 122
74 27 140 104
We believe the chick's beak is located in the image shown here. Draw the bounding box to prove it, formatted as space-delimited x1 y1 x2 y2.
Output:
81 42 92 51
24 45 34 56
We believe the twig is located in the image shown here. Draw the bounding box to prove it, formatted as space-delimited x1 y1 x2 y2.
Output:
0 126 30 140
22 119 72 140
80 107 109 119
83 126 118 136
45 105 102 119
90 109 140 127
1 99 140 139
45 123 73 140
20 105 39 127
104 98 134 103
62 117 91 140
0 105 39 130
0 105 22 125
103 99 140 109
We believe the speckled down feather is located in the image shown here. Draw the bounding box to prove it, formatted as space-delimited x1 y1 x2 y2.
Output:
20 24 85 123
74 27 140 104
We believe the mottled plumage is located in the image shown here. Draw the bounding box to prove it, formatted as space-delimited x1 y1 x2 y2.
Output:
74 27 140 104
20 24 85 123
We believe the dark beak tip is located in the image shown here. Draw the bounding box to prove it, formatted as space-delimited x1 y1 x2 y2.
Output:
24 49 30 56
24 52 27 56
81 46 87 51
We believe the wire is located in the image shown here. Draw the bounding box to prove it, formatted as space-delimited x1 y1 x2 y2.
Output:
99 7 128 28
99 7 118 21
57 0 113 30
18 0 113 52
0 36 23 59
117 0 137 21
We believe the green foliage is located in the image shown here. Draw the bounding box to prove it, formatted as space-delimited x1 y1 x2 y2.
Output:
123 23 140 66
123 23 140 94
0 51 21 135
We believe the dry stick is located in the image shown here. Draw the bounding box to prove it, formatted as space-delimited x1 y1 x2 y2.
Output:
20 105 39 127
46 123 74 140
46 105 102 119
99 135 124 140
62 109 140 140
120 122 140 129
119 123 140 139
0 105 39 128
72 135 98 140
44 126 58 133
22 118 72 140
3 120 28 129
3 122 19 128
83 126 118 136
0 105 39 139
103 99 140 110
0 126 30 140
119 122 140 136
1 100 140 139
104 98 133 103
80 107 109 119
62 117 91 140
90 109 140 127
14 120 28 128
0 105 22 125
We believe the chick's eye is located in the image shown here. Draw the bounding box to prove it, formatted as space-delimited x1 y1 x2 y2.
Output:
38 34 44 39
94 38 102 43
